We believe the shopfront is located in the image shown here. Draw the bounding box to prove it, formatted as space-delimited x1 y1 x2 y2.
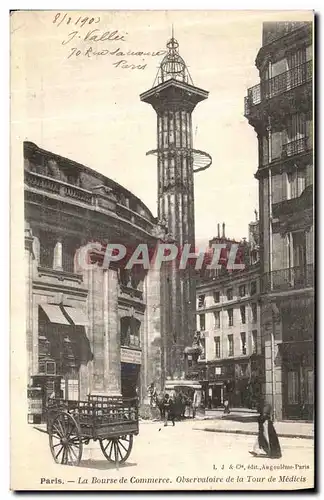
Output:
281 299 314 420
282 342 314 420
38 303 91 401
207 358 263 409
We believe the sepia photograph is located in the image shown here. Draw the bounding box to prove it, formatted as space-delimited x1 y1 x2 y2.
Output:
10 9 314 491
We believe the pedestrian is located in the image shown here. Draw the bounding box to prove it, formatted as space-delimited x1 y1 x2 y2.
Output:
192 390 199 418
250 403 282 459
223 399 230 414
163 394 175 427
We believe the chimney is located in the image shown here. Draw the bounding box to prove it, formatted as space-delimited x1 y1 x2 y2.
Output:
222 223 226 238
217 223 220 238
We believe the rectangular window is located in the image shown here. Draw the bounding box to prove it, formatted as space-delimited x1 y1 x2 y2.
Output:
39 231 55 268
239 285 246 297
199 337 206 360
214 336 220 358
240 332 247 355
228 334 234 357
62 239 76 273
121 317 141 348
213 291 220 303
287 113 306 146
214 311 220 329
240 306 246 324
287 171 297 199
252 303 258 323
287 48 306 70
252 330 258 354
227 309 233 327
305 370 313 404
199 314 206 331
271 57 287 77
198 294 205 308
287 169 306 200
287 371 299 405
271 130 285 160
227 288 233 301
251 281 257 295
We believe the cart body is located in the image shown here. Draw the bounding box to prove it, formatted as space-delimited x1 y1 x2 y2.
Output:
46 394 139 467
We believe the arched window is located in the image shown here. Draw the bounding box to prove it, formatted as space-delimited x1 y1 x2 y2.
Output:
120 316 141 348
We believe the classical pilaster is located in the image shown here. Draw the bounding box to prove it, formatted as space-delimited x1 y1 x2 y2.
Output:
104 268 121 395
262 301 283 421
142 268 162 399
25 223 34 382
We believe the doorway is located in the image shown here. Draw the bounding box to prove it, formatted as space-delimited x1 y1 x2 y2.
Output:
121 363 140 399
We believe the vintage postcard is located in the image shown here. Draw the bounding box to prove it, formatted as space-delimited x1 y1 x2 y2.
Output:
10 10 314 491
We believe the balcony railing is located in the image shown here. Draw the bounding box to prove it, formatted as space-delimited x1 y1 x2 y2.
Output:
25 170 93 204
25 170 155 234
244 61 312 116
262 264 314 293
282 137 309 158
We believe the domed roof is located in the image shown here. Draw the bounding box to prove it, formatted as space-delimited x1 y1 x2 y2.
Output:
153 31 194 86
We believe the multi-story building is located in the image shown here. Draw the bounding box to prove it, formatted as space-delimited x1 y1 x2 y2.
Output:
193 223 263 409
24 141 162 419
244 21 314 420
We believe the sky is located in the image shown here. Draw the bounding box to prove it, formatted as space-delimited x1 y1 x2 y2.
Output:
11 10 312 245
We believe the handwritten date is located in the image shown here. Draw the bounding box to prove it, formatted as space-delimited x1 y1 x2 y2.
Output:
53 13 100 28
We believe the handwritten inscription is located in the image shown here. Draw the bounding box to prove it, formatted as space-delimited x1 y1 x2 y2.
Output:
68 45 166 63
62 29 128 46
53 13 166 70
53 13 101 27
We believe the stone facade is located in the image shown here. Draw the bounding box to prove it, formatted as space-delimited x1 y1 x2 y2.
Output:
24 141 162 416
195 227 263 410
244 21 314 420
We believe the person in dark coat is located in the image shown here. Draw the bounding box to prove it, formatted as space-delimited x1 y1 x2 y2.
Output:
250 403 282 459
163 394 175 427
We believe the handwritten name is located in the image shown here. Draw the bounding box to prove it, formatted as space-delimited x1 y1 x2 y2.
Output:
62 29 127 46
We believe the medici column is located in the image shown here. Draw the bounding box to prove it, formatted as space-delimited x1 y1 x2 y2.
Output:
140 36 210 379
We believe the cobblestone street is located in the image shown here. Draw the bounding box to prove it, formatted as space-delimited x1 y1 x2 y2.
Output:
14 419 314 491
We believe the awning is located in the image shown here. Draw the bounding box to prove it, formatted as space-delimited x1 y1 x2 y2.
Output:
40 304 70 325
63 306 88 326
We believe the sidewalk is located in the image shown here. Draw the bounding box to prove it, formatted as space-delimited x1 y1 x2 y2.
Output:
34 416 314 440
192 418 314 439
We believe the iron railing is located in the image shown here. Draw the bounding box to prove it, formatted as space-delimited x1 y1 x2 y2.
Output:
282 137 309 157
262 264 314 293
244 60 312 116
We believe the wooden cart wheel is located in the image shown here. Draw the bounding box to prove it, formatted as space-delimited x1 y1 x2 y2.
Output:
49 411 83 466
100 435 133 464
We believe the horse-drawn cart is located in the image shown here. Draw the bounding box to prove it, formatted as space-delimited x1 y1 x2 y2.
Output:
46 395 138 467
